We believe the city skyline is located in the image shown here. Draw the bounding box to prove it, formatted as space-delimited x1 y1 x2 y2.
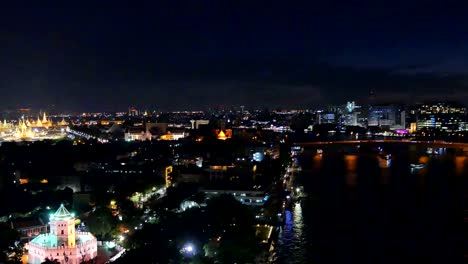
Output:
0 3 467 264
1 2 468 111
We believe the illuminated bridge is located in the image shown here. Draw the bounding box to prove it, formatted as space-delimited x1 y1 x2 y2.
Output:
296 140 468 149
295 140 468 155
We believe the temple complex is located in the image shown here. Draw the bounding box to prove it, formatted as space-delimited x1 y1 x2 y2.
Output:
0 113 68 141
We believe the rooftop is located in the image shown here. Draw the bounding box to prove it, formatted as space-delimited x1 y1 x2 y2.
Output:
10 217 45 229
30 232 96 249
50 204 74 221
204 179 268 192
30 233 58 248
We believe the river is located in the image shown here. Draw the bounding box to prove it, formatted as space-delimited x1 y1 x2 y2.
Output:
275 150 466 264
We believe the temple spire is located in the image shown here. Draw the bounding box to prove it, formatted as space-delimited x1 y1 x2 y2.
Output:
37 117 42 126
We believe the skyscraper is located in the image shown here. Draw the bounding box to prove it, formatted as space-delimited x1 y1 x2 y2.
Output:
416 102 466 131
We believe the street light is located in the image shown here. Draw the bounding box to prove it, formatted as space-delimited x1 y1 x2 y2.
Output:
181 242 196 257
185 245 193 253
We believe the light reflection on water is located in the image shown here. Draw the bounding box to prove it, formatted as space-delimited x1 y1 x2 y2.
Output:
276 153 466 263
277 203 307 264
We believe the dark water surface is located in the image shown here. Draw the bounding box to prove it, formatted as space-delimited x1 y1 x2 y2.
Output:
276 152 466 264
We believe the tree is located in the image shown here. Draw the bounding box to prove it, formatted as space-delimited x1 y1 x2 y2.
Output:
118 228 182 264
86 207 117 240
190 255 215 264
0 223 23 263
217 227 259 263
203 195 259 263
205 194 255 231
118 199 142 224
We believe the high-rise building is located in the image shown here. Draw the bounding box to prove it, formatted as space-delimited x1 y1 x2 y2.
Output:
342 101 362 126
368 104 405 129
128 106 139 117
315 110 335 124
415 102 466 131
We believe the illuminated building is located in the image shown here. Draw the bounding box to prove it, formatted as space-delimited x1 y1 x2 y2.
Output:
145 123 167 138
10 217 48 243
190 119 210 129
38 112 53 128
368 104 405 129
128 106 139 117
415 102 466 131
99 120 123 126
316 111 335 124
217 130 226 140
215 129 232 140
124 128 145 141
409 122 417 134
207 165 235 180
13 119 35 139
57 118 69 127
28 204 97 264
0 119 14 131
159 131 186 141
23 113 54 129
338 101 363 126
0 113 67 142
203 189 268 206
165 166 173 187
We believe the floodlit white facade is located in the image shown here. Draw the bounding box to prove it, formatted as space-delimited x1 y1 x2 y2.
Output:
28 205 97 264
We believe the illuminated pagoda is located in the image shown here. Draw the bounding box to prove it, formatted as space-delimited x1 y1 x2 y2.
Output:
30 112 53 128
215 129 232 140
57 118 69 127
217 130 227 140
28 204 97 264
41 112 53 128
0 112 69 141
14 119 35 139
0 119 14 132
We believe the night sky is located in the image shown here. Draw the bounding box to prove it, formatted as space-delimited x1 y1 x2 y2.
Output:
1 1 468 111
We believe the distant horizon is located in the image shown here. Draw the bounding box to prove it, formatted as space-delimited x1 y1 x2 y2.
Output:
1 97 466 115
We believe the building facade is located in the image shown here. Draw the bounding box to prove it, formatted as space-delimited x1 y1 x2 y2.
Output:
416 102 466 131
368 104 405 129
10 218 48 243
203 189 268 206
28 205 98 264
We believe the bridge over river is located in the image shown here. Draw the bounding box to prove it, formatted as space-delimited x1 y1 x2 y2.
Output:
296 139 468 149
295 139 468 156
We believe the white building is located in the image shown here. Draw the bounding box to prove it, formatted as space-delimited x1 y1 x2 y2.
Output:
28 205 98 264
190 120 210 129
124 127 146 141
203 189 269 206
